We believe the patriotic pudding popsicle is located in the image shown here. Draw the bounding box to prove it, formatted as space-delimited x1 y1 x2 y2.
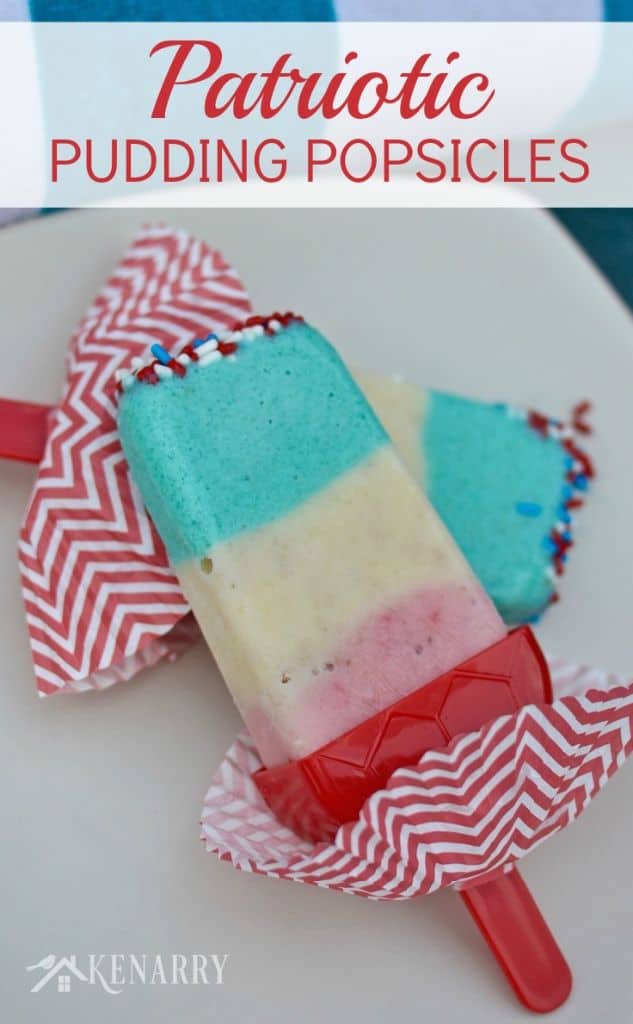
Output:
117 316 505 766
116 315 572 1012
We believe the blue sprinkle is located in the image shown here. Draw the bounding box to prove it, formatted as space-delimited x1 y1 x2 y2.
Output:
564 455 575 470
557 505 571 523
561 553 568 563
193 338 205 349
543 537 558 553
562 531 572 542
574 474 588 491
562 484 573 501
205 332 218 342
150 343 171 365
516 501 543 518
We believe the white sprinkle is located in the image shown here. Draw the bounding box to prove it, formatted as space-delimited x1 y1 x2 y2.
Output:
545 566 557 582
241 328 257 342
560 427 574 441
155 364 173 379
252 324 265 336
198 350 222 367
506 406 525 420
555 521 567 533
268 319 281 332
131 356 144 370
232 330 243 342
177 353 191 365
122 374 136 391
115 368 128 383
195 339 218 357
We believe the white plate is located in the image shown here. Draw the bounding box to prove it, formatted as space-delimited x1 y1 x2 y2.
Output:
1 207 632 1023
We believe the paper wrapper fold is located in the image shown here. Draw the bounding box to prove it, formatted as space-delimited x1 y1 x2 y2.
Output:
201 659 633 899
19 226 249 695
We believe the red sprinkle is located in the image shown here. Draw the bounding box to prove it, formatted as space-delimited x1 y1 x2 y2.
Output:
527 411 550 437
242 315 269 328
169 358 186 377
571 400 593 435
136 364 159 385
180 343 199 362
566 438 595 480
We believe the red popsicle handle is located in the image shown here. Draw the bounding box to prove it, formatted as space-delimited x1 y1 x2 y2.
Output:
0 398 52 463
460 868 572 1013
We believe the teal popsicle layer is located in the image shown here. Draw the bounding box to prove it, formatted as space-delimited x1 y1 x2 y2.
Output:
117 322 388 564
424 391 567 624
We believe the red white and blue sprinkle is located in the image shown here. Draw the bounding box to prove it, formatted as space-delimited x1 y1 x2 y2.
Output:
525 400 595 606
115 313 303 396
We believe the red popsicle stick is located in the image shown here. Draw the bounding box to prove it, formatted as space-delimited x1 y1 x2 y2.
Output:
460 869 572 1013
0 399 52 463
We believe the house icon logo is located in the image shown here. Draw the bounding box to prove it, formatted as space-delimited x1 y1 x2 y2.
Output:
26 954 88 993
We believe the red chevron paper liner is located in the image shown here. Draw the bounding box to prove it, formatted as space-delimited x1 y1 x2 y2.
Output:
200 659 633 899
18 226 250 696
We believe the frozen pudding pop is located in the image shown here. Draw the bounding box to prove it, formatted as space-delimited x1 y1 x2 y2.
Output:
117 314 506 767
117 314 570 1013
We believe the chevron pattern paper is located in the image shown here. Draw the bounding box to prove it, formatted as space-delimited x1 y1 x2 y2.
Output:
200 659 633 898
19 226 250 695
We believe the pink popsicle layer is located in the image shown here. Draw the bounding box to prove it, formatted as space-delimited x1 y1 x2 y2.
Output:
243 581 503 765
